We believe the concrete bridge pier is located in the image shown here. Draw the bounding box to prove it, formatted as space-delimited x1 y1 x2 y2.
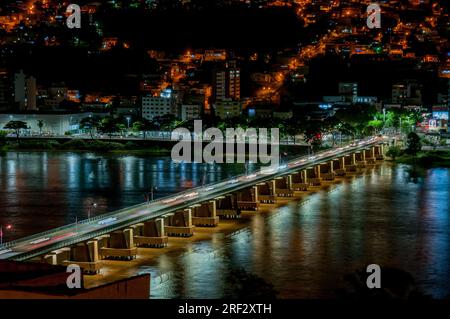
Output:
164 209 195 237
56 240 103 274
134 218 168 248
365 148 376 166
237 186 259 212
355 151 366 169
256 181 276 204
191 201 219 227
375 144 385 160
289 171 309 194
320 161 336 181
274 176 294 198
100 228 138 261
344 154 358 174
216 194 241 219
333 157 346 177
307 167 321 187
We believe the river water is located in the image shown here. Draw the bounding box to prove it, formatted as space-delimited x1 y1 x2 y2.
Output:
0 152 449 298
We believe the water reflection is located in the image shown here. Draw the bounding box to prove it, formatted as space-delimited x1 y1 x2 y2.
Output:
145 164 450 299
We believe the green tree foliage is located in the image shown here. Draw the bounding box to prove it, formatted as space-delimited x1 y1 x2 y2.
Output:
3 120 28 144
0 131 7 147
79 116 100 139
386 145 402 160
37 120 44 135
97 116 119 139
153 114 182 131
334 104 377 138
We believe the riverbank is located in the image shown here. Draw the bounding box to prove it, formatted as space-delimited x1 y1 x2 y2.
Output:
2 139 172 155
394 150 450 167
2 138 305 158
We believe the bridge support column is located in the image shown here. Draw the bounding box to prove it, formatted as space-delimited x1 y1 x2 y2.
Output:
135 218 168 247
256 182 276 203
290 171 308 192
253 186 259 203
286 175 292 189
87 240 99 263
302 170 308 184
375 145 385 160
192 200 219 227
165 209 195 237
315 164 321 180
321 161 335 181
100 229 138 261
216 195 241 218
340 157 346 170
64 241 103 274
308 166 321 186
274 176 294 198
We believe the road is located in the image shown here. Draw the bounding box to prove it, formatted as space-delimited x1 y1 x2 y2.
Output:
0 136 385 261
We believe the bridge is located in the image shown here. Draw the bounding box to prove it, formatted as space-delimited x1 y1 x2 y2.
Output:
0 136 386 273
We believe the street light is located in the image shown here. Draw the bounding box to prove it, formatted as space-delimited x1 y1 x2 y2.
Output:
0 224 13 245
88 202 97 219
150 186 157 201
145 187 158 204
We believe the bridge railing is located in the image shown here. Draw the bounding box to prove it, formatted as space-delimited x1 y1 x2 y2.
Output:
0 137 384 252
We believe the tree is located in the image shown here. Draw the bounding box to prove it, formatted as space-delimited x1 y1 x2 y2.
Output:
97 117 119 139
3 120 28 144
153 114 182 131
79 116 100 139
132 119 157 140
367 119 384 133
405 132 421 157
117 123 127 136
0 131 7 147
334 104 377 138
386 145 402 161
37 120 44 136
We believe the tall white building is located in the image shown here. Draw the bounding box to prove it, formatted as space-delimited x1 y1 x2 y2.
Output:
214 61 240 102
